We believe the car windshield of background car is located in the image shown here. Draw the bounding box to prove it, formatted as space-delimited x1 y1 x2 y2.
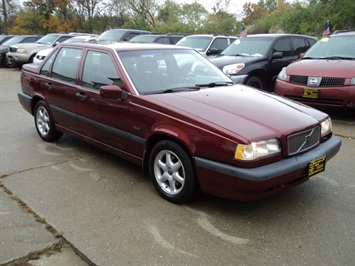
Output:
303 36 355 60
2 36 27 47
36 34 59 45
130 35 156 43
118 49 232 95
222 38 272 57
96 31 126 41
176 37 213 52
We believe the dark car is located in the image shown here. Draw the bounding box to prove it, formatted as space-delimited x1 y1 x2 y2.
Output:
176 34 238 57
0 35 42 67
129 33 187 45
94 29 151 42
18 42 341 203
275 31 355 110
209 34 317 91
0 35 15 45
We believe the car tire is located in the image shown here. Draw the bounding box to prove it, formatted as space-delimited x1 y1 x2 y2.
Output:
149 140 198 204
4 57 15 68
34 101 63 142
245 76 264 90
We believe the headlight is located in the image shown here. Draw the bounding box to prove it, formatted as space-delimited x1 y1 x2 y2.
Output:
17 48 28 53
321 118 332 137
235 139 281 160
277 67 287 81
223 63 245 75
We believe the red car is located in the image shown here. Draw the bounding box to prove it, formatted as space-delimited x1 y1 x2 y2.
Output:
275 31 355 110
18 42 341 203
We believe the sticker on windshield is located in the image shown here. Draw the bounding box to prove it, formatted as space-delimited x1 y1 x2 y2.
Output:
234 39 241 45
321 38 329 42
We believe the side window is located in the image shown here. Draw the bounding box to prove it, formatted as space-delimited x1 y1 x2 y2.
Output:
51 47 82 84
156 37 169 44
82 51 121 90
56 36 72 43
273 38 292 56
125 33 139 41
23 37 37 43
293 37 309 55
210 38 228 51
40 50 58 76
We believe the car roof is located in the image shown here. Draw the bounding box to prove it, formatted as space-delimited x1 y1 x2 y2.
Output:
331 30 355 36
184 34 237 38
58 41 193 52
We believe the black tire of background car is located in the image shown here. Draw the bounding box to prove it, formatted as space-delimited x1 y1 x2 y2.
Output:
245 76 264 90
149 140 199 204
34 101 63 142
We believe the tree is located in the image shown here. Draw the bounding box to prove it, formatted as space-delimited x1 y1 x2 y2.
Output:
1 0 20 34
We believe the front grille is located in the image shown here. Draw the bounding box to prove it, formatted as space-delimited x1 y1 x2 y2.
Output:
290 75 307 85
289 75 345 87
288 126 320 156
9 47 17 52
320 77 345 87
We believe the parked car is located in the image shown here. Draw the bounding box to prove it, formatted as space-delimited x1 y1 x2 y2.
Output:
0 35 15 45
0 35 42 67
275 31 355 110
129 33 187 45
176 34 238 57
6 33 75 67
33 35 98 64
209 34 317 91
18 42 341 203
93 29 151 42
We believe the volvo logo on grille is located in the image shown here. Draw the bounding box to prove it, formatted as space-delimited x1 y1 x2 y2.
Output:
298 128 315 152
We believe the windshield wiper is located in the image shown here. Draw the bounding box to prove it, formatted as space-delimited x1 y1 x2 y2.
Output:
195 81 234 88
163 86 200 93
321 56 354 60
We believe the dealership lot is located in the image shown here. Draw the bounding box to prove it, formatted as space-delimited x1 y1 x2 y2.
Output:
1 68 354 265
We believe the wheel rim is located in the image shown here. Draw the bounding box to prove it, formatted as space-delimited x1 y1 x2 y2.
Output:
153 149 185 195
36 106 50 136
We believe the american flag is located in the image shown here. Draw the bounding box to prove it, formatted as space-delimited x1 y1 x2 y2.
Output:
240 24 247 37
322 20 331 38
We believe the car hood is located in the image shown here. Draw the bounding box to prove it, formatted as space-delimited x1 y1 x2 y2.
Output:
287 59 355 77
147 85 326 142
11 42 50 49
209 55 262 68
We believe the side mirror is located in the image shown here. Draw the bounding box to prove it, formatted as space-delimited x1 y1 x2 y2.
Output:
52 41 60 47
272 51 283 59
206 48 221 56
100 85 128 101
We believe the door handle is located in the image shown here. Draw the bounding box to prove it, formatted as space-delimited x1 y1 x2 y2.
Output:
75 92 87 100
44 82 53 90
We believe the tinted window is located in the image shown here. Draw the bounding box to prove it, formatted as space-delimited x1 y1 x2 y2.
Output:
273 38 292 56
23 37 38 43
156 37 169 44
51 48 82 84
293 37 310 54
210 38 228 50
56 36 72 43
82 51 121 90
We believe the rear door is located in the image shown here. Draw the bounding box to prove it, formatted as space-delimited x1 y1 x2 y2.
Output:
41 47 83 131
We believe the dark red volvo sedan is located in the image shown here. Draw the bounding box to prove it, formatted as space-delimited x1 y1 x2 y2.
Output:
18 42 341 203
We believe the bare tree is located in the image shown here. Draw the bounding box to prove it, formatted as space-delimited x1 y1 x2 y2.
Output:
1 0 19 34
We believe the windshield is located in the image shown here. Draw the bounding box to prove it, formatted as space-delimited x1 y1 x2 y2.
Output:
36 34 59 44
2 36 26 46
222 38 273 57
303 36 355 59
96 30 125 42
118 49 233 95
176 36 213 52
130 35 156 43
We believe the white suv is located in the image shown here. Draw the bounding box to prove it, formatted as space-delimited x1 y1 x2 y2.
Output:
176 34 238 57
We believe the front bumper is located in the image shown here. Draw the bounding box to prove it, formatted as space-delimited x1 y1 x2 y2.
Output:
195 136 341 201
6 52 31 64
275 80 355 110
229 74 248 84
